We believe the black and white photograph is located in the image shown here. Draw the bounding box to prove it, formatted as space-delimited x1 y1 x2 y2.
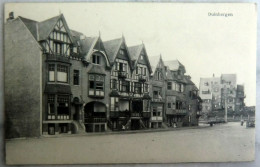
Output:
3 2 257 165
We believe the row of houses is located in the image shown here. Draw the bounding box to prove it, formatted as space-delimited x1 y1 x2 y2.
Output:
5 13 202 138
199 74 246 118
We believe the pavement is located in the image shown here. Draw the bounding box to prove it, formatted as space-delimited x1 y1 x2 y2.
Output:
5 122 255 165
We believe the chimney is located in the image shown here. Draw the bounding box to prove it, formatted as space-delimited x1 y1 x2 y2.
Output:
213 73 215 77
7 12 14 21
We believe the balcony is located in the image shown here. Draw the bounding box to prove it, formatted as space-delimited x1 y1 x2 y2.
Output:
151 116 163 121
166 109 187 115
142 112 151 118
46 54 70 63
110 111 130 118
138 75 147 82
118 71 127 79
47 115 70 120
85 117 107 123
152 97 164 103
131 112 141 117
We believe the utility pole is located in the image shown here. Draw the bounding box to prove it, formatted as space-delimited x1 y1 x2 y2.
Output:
224 97 227 123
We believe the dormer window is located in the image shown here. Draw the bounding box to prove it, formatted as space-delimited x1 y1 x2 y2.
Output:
140 55 144 60
119 49 124 55
92 55 100 64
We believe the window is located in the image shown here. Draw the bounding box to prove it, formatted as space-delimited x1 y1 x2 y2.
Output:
144 83 149 92
73 70 80 85
140 55 143 60
167 82 172 90
121 81 130 92
92 55 100 64
143 67 146 76
89 74 105 96
180 84 184 92
188 105 191 111
57 65 68 83
110 79 117 90
168 103 172 108
119 49 124 55
54 42 63 54
110 97 119 111
48 64 55 82
57 95 69 115
204 82 209 86
48 95 55 115
134 82 142 94
136 67 138 74
202 90 210 94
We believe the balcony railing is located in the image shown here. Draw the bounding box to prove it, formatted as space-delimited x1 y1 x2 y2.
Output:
131 112 141 117
142 112 151 118
166 109 187 115
47 114 70 120
85 117 107 123
138 75 147 82
110 111 130 118
118 71 127 79
151 116 163 121
46 54 70 63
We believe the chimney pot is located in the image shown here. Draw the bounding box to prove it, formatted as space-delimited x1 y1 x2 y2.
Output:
7 12 14 21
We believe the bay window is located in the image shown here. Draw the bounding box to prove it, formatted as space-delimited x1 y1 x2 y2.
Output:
110 97 119 111
48 64 55 82
134 82 142 94
89 74 105 97
48 64 69 83
57 65 68 82
47 94 70 120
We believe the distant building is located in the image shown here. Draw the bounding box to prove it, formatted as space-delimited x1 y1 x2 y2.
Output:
199 74 246 118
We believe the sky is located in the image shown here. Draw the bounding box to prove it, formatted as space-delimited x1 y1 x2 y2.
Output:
5 3 257 106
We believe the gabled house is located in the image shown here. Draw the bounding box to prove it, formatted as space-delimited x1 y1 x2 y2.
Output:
164 60 188 127
128 43 153 129
5 13 111 137
103 36 133 131
183 76 202 126
71 30 111 133
149 55 166 128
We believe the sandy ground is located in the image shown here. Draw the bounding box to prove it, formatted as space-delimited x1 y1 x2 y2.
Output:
5 122 255 165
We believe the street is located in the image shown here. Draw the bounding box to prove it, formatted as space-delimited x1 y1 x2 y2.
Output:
5 122 255 165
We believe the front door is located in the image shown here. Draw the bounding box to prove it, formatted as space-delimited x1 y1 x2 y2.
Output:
131 119 140 130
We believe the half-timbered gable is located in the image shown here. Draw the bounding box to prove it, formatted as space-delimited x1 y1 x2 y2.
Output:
39 14 75 57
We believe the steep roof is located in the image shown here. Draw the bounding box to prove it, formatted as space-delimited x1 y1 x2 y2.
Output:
149 55 161 76
128 44 152 73
103 38 122 64
38 15 60 41
79 36 98 57
164 60 185 72
18 14 74 43
18 16 38 40
128 44 143 61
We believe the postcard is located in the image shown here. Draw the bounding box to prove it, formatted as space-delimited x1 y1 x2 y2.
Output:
4 2 256 164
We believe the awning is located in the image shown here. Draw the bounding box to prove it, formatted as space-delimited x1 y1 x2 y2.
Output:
44 84 72 94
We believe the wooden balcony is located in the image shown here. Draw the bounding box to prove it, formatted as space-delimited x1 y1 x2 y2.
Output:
131 112 141 117
142 112 151 118
46 54 70 63
166 109 187 115
118 71 127 79
138 75 147 82
110 111 130 118
85 117 107 123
